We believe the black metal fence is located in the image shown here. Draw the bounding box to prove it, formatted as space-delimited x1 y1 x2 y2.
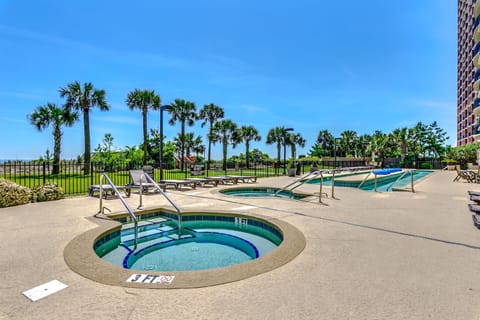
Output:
0 157 445 196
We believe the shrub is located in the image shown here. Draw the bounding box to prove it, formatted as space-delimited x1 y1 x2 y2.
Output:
32 183 64 202
0 178 33 208
420 162 433 169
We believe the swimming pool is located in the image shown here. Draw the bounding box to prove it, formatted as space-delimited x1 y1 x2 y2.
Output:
95 211 283 272
220 187 308 199
307 169 433 191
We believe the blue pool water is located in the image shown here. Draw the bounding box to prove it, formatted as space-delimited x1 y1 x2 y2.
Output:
220 187 306 199
307 170 433 192
95 212 282 272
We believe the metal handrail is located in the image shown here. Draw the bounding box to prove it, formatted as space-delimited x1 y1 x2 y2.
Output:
275 171 318 195
358 171 373 188
98 173 138 249
386 170 415 192
138 172 183 235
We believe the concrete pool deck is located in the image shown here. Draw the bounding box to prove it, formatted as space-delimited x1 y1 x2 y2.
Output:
1 170 480 319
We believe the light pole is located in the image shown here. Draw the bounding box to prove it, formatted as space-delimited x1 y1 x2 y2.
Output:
283 128 294 175
159 105 171 181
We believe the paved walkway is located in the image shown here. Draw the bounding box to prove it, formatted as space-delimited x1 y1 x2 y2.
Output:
1 170 480 319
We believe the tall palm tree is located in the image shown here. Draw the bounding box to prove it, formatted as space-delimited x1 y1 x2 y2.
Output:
287 132 306 160
197 103 224 170
391 127 408 162
211 119 239 171
168 98 197 171
126 89 161 165
238 125 261 168
59 81 109 174
28 103 78 174
358 134 371 162
266 126 286 171
339 130 358 157
316 129 334 156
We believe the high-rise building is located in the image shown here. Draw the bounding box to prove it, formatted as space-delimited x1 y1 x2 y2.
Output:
457 0 476 145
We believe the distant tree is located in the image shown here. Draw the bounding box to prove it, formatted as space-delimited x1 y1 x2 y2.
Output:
266 126 286 171
59 81 109 174
424 121 449 158
389 128 408 161
211 119 239 170
287 132 306 160
126 89 161 165
197 103 224 170
174 132 204 161
168 98 197 171
316 129 334 156
238 125 261 168
339 130 358 157
28 103 78 174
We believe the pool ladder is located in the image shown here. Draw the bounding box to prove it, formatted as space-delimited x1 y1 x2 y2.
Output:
275 170 332 203
135 171 183 236
98 173 139 249
385 170 415 192
358 169 416 192
97 172 184 249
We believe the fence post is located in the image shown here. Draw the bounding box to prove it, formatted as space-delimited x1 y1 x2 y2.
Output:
42 161 46 184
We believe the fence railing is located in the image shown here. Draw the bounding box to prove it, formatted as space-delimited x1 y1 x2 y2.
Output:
0 157 444 196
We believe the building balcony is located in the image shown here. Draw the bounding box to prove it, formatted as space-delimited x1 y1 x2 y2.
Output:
475 50 480 68
476 23 480 42
474 98 480 114
475 78 480 91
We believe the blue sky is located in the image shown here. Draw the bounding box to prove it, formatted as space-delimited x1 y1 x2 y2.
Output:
0 0 456 160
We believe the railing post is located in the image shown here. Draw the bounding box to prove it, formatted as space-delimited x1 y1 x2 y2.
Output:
374 174 377 192
331 170 336 199
319 173 324 204
411 170 415 193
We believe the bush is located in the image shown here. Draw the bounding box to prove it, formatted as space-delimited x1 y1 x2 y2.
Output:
32 183 64 202
0 178 33 208
420 162 433 169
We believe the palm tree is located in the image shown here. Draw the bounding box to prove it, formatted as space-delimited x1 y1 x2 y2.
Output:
266 126 286 172
59 81 109 174
126 89 161 165
316 129 334 156
358 134 371 163
391 127 408 162
211 119 239 171
168 98 197 171
238 125 261 168
339 130 358 157
197 103 224 170
287 132 306 160
28 103 78 174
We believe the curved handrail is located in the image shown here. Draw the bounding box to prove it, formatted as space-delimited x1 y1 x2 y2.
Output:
138 172 183 235
99 173 138 249
358 171 373 188
386 170 415 192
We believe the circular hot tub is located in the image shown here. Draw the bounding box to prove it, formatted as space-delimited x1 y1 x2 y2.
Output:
64 208 305 289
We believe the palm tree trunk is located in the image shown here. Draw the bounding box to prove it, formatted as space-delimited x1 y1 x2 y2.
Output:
142 110 148 165
83 107 91 174
181 122 185 171
207 126 212 170
53 126 61 175
223 142 228 171
245 141 250 169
